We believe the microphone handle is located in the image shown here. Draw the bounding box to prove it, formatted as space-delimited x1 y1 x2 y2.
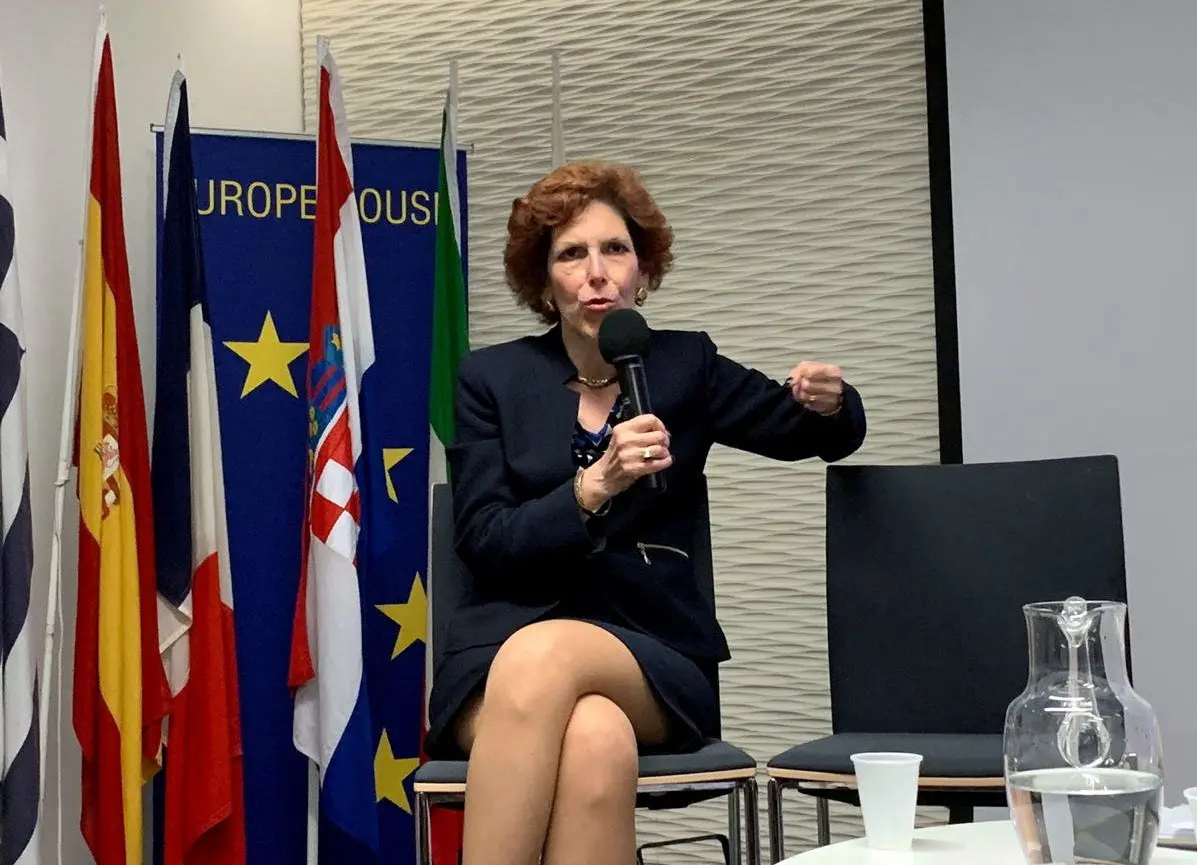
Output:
616 356 665 492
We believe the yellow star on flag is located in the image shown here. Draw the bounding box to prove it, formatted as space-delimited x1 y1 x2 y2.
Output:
375 730 419 813
223 311 308 397
383 447 413 502
376 574 427 659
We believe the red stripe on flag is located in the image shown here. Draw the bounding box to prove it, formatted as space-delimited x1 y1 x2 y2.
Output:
431 805 465 865
163 553 246 865
288 522 314 691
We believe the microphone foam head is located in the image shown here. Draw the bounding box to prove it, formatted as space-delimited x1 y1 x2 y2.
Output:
598 308 652 363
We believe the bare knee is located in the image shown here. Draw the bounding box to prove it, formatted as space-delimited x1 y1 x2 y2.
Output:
482 622 583 723
557 695 638 809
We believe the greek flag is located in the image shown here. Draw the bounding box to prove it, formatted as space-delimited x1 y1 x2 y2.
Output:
0 64 42 865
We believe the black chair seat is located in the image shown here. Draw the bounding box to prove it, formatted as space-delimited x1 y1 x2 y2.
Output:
768 733 1003 779
640 739 757 779
414 759 467 787
768 733 1009 817
416 738 757 789
416 739 759 814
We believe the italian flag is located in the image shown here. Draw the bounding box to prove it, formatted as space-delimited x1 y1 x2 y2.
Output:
429 68 468 485
424 65 468 865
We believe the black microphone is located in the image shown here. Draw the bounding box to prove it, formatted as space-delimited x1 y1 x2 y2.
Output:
598 308 665 492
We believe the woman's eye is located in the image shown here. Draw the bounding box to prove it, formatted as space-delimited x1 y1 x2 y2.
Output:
558 247 585 260
605 241 630 254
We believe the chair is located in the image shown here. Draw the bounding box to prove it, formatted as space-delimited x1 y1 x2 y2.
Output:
764 455 1130 862
414 479 761 865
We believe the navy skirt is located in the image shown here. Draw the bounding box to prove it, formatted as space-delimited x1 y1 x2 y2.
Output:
424 618 721 760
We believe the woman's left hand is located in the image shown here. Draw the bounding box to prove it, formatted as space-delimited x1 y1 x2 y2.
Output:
786 361 843 416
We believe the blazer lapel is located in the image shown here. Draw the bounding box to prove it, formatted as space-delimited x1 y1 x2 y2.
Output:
530 326 585 485
542 383 581 482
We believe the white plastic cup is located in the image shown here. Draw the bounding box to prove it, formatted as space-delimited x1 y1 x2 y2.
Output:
1185 787 1197 837
850 751 923 850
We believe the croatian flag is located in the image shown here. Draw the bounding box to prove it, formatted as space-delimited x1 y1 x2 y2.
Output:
288 37 379 862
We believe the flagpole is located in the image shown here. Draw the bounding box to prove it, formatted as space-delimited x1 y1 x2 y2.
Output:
426 56 460 710
41 12 107 863
42 237 83 860
550 49 564 168
304 38 325 865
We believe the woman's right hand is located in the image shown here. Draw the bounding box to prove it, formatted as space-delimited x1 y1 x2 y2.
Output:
581 414 672 504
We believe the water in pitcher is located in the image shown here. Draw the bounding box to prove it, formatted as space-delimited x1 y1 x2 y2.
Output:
1007 767 1163 865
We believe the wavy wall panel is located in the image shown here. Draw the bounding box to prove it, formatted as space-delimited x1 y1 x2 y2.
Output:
300 0 941 856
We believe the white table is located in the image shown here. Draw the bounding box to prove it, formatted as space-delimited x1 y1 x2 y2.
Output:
779 820 1197 863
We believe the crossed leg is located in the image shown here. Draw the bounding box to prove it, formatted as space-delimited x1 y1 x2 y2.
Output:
454 619 673 865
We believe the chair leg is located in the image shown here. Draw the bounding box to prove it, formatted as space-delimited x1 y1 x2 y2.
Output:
816 796 831 847
742 778 761 865
947 803 974 824
415 793 432 865
767 778 785 864
728 786 743 863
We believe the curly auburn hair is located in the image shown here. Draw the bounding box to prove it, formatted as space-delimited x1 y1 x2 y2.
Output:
504 161 675 324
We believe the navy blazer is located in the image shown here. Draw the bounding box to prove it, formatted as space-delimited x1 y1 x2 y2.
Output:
443 324 867 662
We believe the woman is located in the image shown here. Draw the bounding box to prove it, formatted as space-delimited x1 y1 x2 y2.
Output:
426 161 866 865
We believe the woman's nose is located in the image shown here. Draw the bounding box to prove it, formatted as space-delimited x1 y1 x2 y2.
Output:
585 248 608 282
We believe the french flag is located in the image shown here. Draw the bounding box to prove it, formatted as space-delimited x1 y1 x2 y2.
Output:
288 37 380 863
152 69 247 865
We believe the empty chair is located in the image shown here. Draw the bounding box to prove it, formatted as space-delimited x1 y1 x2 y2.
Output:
765 455 1129 861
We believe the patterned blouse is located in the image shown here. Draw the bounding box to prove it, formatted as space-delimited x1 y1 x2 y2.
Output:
570 394 630 469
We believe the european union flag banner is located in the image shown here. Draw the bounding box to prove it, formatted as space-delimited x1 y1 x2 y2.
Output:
154 128 467 865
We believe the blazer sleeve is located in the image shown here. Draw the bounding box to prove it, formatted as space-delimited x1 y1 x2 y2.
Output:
446 351 600 576
701 331 867 461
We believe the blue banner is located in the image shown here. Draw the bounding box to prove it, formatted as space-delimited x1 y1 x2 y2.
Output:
154 129 467 864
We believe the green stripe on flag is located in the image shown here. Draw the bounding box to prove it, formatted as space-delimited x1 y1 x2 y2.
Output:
430 100 468 453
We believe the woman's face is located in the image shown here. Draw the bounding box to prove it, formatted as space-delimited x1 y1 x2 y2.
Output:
546 200 644 342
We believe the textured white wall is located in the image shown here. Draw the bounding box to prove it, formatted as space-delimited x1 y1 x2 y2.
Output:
300 0 940 855
0 0 302 859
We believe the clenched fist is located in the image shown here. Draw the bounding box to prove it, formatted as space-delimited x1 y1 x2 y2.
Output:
786 361 844 416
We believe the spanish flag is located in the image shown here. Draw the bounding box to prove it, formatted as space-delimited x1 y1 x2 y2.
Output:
72 23 170 865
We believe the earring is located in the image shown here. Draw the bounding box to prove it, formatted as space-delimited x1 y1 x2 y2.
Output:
634 286 648 306
544 297 556 312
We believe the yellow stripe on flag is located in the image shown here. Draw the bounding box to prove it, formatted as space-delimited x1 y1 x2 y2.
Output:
79 192 147 862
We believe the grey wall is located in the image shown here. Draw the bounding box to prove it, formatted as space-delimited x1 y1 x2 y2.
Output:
944 0 1197 802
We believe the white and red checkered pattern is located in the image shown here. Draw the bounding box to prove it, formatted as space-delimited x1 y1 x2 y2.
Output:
310 410 360 558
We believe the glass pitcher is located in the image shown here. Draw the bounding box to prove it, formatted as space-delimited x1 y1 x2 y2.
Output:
1004 597 1164 865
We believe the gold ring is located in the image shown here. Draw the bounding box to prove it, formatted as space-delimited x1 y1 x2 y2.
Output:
642 447 653 461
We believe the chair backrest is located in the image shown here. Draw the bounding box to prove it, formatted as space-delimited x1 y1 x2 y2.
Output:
824 454 1128 736
429 476 717 673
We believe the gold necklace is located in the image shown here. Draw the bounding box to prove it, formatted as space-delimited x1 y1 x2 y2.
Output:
575 373 617 389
